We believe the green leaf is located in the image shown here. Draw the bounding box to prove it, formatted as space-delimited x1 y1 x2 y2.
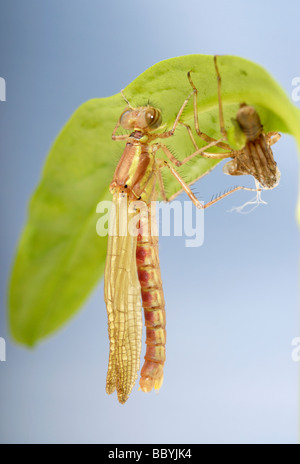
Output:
9 54 300 346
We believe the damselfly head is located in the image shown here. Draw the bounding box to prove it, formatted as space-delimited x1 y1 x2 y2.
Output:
119 107 162 131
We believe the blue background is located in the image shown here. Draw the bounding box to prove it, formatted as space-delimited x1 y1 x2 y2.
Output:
0 0 299 444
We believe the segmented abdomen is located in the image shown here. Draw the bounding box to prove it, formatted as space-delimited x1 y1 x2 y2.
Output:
136 205 166 392
245 135 280 189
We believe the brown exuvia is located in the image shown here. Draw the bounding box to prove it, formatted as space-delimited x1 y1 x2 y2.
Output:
182 55 281 205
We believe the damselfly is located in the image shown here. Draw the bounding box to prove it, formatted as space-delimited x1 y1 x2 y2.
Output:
104 90 207 404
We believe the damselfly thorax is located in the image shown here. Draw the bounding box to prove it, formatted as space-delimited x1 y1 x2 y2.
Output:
110 130 158 204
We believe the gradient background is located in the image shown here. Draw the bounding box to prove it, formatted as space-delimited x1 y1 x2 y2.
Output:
0 0 299 444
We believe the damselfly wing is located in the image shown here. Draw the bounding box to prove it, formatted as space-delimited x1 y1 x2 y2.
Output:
104 196 143 404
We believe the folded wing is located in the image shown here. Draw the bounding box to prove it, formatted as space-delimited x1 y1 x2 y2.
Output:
104 195 142 404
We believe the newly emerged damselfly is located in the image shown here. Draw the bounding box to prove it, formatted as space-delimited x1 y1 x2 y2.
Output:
104 90 206 404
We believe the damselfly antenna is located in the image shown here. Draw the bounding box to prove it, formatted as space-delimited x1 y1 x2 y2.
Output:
121 89 135 109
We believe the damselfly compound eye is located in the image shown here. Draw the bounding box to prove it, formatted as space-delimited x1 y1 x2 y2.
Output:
120 109 135 129
145 108 162 129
